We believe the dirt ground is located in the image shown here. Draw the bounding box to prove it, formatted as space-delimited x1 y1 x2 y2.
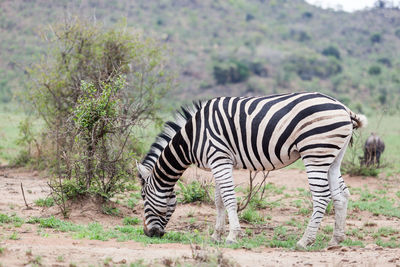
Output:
1 167 400 267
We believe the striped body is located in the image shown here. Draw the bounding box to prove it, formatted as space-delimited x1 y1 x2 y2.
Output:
138 92 365 246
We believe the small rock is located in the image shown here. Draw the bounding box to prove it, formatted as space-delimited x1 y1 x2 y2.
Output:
389 258 399 263
375 246 383 251
365 244 377 250
340 247 349 252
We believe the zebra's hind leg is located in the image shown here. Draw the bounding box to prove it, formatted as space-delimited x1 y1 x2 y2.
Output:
211 184 226 242
296 164 331 249
210 161 241 244
328 139 351 246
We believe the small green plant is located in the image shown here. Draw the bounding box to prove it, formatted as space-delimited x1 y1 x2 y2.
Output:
9 232 19 240
35 197 55 207
0 246 5 255
368 65 381 75
103 257 113 266
239 207 264 224
177 181 212 203
372 227 399 238
56 255 64 262
340 239 364 247
31 255 42 266
102 205 120 216
123 217 140 226
376 238 400 248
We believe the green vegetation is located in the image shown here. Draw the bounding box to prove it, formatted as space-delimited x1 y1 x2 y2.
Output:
177 181 212 204
18 17 172 217
1 0 400 110
123 217 140 226
34 197 55 208
348 188 400 218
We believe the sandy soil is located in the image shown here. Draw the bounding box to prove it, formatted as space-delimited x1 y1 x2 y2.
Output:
1 167 400 266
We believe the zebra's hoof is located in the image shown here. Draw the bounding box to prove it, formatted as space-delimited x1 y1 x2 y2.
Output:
328 235 345 246
296 237 313 250
296 240 307 250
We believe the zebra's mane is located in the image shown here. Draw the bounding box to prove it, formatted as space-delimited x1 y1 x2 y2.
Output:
141 101 204 170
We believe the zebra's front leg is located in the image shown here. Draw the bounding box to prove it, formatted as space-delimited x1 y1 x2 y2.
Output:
211 184 226 242
211 162 241 244
297 167 331 249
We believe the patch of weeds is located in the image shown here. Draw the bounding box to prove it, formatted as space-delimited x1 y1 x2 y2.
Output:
123 217 140 226
56 255 64 262
126 198 138 209
103 257 113 266
267 226 299 249
102 205 120 216
372 227 399 238
239 207 264 224
374 189 387 195
297 188 311 197
30 255 42 266
297 206 311 216
129 259 146 267
73 222 118 241
396 191 400 199
340 239 365 247
285 218 300 227
0 247 5 255
27 216 82 232
264 183 286 195
325 201 333 215
34 197 55 207
322 225 333 235
177 180 212 203
0 213 24 226
231 233 269 249
348 189 400 218
346 228 364 239
309 233 330 251
9 232 19 240
376 238 400 248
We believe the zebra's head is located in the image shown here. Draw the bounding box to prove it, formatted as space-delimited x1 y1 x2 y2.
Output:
137 163 177 238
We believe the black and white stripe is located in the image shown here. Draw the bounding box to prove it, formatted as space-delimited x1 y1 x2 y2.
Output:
138 92 366 247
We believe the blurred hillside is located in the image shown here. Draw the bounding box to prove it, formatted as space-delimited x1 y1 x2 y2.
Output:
1 0 400 112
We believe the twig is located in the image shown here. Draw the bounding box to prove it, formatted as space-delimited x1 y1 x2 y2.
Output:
237 171 269 212
20 183 33 210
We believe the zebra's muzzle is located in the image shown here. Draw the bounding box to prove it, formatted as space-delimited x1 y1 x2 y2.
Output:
144 225 165 238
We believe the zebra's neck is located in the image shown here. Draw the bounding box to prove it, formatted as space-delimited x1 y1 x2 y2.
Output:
149 130 192 192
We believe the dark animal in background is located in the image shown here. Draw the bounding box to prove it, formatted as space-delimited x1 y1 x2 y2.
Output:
363 133 385 167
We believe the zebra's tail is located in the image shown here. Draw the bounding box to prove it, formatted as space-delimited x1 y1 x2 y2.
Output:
350 112 368 130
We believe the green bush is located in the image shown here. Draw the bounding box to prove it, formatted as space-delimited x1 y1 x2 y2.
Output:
177 181 212 203
370 33 382 43
123 217 140 225
321 46 341 60
285 54 342 80
27 17 172 212
377 57 391 67
395 29 400 39
35 197 55 207
213 59 250 85
368 65 381 75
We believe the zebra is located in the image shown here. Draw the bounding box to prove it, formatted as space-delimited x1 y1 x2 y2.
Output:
137 92 366 248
